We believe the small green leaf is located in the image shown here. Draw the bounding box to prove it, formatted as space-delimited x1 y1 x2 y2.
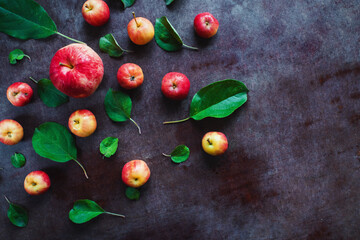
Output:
69 199 125 224
11 153 26 168
4 196 28 228
9 49 30 64
165 0 175 5
100 137 119 158
121 0 135 8
99 34 128 58
155 16 198 52
125 187 140 200
33 78 69 108
163 145 190 163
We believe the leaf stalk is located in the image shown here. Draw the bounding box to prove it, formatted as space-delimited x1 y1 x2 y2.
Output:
105 211 125 218
73 159 89 179
29 77 38 84
129 118 141 134
183 44 198 50
163 117 190 124
55 32 85 44
162 153 171 157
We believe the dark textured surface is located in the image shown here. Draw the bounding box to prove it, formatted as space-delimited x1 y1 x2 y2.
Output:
1 0 360 239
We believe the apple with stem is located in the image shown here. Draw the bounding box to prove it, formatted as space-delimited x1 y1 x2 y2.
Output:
122 160 150 188
117 63 144 89
24 171 51 195
68 109 97 137
6 82 33 107
49 43 104 98
0 119 24 145
82 0 110 27
127 12 154 45
202 132 228 156
194 12 219 38
161 72 190 100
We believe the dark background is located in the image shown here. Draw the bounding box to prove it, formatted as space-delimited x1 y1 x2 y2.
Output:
0 0 359 239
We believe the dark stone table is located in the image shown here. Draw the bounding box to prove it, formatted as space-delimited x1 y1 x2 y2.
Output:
0 0 359 239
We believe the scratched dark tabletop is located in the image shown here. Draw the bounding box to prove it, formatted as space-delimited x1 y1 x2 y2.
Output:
1 0 359 239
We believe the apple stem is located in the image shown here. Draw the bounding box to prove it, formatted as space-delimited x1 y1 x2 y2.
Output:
162 153 171 157
183 44 199 51
59 62 74 69
55 32 86 44
105 211 126 218
73 159 89 179
130 118 141 135
163 117 190 124
3 195 10 204
29 77 38 84
132 12 140 28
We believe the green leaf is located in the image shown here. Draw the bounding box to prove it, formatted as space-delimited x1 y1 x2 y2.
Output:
163 145 190 163
35 78 69 108
99 34 128 58
4 196 28 228
69 199 125 224
11 153 26 168
100 137 119 158
164 79 249 124
121 0 135 8
104 88 141 134
125 187 140 200
9 49 30 64
155 16 198 52
165 0 175 5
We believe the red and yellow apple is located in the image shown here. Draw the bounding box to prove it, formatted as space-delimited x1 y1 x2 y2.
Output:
24 171 51 195
117 63 144 89
6 82 33 107
194 12 219 38
49 43 104 98
202 132 228 156
161 72 190 100
0 119 24 145
122 160 150 188
127 12 154 45
68 109 97 137
82 0 110 27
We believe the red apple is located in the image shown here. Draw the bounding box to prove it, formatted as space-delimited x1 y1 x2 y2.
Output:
24 171 51 195
127 12 154 45
82 0 110 27
117 63 144 89
122 160 150 188
6 82 33 107
0 119 23 145
202 132 228 156
49 43 104 98
68 109 97 137
194 12 219 38
161 72 190 100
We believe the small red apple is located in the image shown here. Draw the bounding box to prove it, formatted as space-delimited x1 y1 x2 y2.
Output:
117 63 144 89
49 43 104 98
82 0 110 27
6 82 33 107
122 160 150 188
127 12 154 45
24 171 51 195
161 72 190 100
0 119 24 145
68 109 97 137
194 12 219 38
202 132 228 156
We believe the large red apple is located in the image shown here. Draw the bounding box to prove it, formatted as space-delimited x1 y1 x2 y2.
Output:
202 132 228 156
6 82 33 107
127 12 154 45
49 43 104 98
24 171 51 195
122 160 150 188
161 72 190 100
194 12 219 38
68 109 97 137
82 0 110 27
117 63 144 89
0 119 24 145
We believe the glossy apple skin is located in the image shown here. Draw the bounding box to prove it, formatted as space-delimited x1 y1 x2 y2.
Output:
49 43 104 98
202 132 228 156
161 72 190 100
194 12 219 38
82 0 110 27
6 82 33 107
24 171 51 195
0 119 24 145
117 63 144 89
122 160 150 188
127 16 154 45
68 109 97 137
